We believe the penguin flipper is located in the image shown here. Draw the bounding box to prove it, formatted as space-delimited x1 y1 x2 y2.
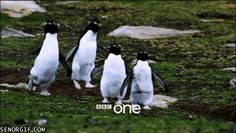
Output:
66 45 79 62
97 45 107 57
125 64 131 74
91 64 104 78
152 72 169 93
120 71 132 96
59 52 72 77
16 45 42 65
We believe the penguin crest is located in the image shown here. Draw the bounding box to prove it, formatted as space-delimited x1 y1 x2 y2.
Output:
86 18 101 33
43 20 58 34
108 42 121 55
137 50 148 61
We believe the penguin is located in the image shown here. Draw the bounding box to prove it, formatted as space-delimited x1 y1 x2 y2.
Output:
16 22 72 77
94 43 129 104
26 21 70 96
66 18 106 89
120 51 168 109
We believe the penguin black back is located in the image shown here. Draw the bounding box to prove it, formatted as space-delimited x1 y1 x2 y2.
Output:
137 50 148 61
44 21 58 34
108 43 121 55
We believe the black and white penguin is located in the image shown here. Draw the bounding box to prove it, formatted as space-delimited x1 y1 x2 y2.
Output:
27 21 70 96
120 51 168 109
66 18 106 89
95 43 129 104
16 22 72 77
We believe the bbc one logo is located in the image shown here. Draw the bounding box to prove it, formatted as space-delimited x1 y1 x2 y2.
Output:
96 104 141 114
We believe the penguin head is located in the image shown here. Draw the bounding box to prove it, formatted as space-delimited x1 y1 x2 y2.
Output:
86 18 101 33
137 50 148 61
43 21 59 34
108 43 121 55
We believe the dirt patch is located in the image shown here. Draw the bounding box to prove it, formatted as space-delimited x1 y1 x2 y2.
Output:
211 105 236 122
0 68 29 84
1 69 235 122
0 69 103 98
197 12 235 20
176 100 236 122
49 78 102 98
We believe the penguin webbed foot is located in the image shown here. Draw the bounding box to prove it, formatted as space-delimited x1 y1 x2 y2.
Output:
115 99 123 105
85 82 95 88
40 90 51 96
102 98 110 103
40 87 51 96
143 106 151 110
73 80 82 90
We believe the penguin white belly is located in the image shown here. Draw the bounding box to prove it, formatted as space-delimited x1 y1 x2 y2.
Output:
130 65 153 106
101 55 126 98
72 39 97 81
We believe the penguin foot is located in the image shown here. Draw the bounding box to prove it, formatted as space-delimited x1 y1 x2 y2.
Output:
102 98 110 103
32 87 36 91
115 99 123 105
85 83 95 88
40 91 51 96
73 80 81 89
143 106 151 110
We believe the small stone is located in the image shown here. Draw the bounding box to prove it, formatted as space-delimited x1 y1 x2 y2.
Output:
55 1 79 5
101 15 108 19
222 67 236 72
34 119 47 126
188 114 193 119
200 19 224 23
224 43 236 48
0 89 8 93
230 78 236 89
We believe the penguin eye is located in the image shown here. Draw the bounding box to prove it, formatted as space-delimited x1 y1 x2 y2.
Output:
93 22 98 25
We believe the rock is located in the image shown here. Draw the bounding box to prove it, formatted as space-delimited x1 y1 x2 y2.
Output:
0 82 28 89
108 26 200 39
0 89 8 93
230 78 236 89
222 67 236 72
122 95 178 108
1 27 36 38
200 19 224 23
224 43 236 48
151 95 178 108
1 1 46 18
34 119 47 126
55 1 79 5
101 16 108 19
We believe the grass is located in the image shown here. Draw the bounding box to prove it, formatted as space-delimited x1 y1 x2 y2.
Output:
1 92 235 133
1 1 236 132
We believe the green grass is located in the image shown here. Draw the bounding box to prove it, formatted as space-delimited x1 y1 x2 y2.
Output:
1 92 235 133
1 1 236 132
